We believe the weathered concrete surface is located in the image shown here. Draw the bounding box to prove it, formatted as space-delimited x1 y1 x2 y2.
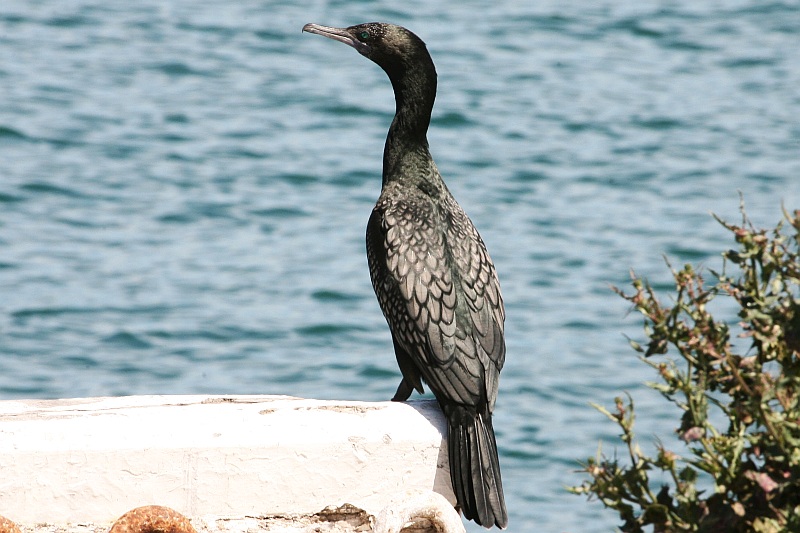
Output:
9 503 453 533
0 395 455 531
13 505 375 533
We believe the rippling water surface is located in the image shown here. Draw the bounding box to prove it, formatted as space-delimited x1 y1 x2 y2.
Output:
1 1 799 531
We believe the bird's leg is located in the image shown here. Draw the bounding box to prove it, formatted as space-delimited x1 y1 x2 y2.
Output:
391 337 425 400
391 378 414 401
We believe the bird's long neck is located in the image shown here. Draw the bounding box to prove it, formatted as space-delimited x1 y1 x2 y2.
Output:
382 59 437 187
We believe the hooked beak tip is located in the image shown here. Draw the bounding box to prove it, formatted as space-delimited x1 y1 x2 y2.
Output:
302 23 370 54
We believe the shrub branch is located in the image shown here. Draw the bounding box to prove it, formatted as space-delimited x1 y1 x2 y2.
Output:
570 206 800 533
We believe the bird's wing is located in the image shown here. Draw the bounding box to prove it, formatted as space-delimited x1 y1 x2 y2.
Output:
444 196 505 369
376 192 505 407
382 196 459 362
443 196 505 408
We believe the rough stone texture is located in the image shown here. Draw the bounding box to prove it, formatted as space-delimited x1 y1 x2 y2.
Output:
108 507 196 533
1 515 22 533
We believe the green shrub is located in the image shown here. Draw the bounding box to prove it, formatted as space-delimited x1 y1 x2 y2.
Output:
570 206 800 532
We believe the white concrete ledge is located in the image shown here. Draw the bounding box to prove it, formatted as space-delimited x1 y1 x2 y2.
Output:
0 395 456 531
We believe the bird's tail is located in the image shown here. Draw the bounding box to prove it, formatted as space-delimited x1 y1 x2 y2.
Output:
446 405 507 529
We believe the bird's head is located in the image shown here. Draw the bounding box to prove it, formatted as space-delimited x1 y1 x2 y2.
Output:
302 22 432 80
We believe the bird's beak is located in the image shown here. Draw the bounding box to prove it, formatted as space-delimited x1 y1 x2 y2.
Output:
302 23 370 54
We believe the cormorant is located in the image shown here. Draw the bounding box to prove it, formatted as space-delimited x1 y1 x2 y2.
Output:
302 22 507 529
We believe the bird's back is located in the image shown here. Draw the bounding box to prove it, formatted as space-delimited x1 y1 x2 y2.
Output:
366 176 505 410
367 175 508 528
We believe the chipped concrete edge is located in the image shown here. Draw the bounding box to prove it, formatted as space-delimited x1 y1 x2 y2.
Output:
12 504 376 533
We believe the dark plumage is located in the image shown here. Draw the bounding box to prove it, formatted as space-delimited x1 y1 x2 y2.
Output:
303 22 507 529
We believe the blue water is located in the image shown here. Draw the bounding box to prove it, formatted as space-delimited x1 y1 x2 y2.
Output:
1 1 799 531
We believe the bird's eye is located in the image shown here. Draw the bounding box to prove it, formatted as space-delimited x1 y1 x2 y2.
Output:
359 31 370 40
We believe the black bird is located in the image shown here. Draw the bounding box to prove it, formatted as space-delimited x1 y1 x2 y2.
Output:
302 22 507 529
